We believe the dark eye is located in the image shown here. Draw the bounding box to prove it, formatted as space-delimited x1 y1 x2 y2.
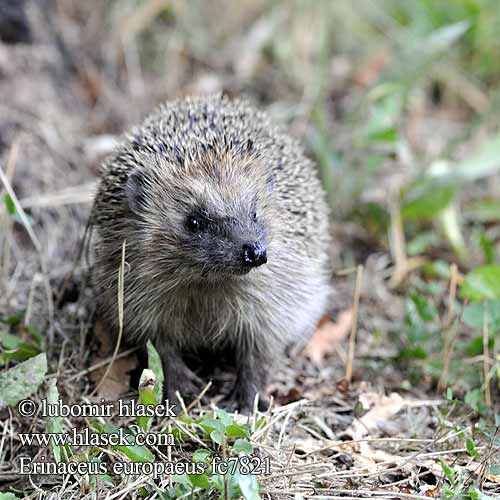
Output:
185 214 203 233
251 211 257 221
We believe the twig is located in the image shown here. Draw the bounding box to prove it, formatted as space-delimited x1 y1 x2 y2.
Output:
20 181 96 208
0 167 42 254
175 390 188 415
435 63 489 113
438 262 458 391
277 404 295 449
92 240 126 395
265 488 440 500
345 264 363 383
445 263 458 328
185 381 212 414
0 165 55 346
388 195 407 288
252 399 308 441
66 347 138 382
118 0 170 43
0 139 20 288
482 301 491 407
477 426 498 487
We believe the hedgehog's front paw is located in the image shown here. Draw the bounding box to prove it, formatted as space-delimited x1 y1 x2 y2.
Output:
164 377 204 405
162 356 205 404
228 381 269 413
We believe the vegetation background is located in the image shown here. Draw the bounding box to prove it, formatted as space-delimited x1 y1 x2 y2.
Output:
0 0 499 498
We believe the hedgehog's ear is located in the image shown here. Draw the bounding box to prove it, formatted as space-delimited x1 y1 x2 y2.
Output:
126 171 146 214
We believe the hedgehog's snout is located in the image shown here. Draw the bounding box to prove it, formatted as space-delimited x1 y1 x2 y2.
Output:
241 241 267 268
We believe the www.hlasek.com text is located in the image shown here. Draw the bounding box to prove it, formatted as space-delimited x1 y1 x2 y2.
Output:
18 426 174 448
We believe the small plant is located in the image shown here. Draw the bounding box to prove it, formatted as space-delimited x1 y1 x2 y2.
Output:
161 407 264 500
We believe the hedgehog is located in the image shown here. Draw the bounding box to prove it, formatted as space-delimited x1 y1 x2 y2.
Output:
91 94 332 411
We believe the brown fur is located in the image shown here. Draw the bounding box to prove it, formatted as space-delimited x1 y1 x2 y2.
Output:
91 94 332 410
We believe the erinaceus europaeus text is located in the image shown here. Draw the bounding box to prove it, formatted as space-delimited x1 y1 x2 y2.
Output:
91 94 332 410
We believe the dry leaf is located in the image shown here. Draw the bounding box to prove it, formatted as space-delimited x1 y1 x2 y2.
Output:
93 319 114 355
302 309 353 366
421 485 442 497
293 438 325 455
90 356 138 400
352 48 391 87
89 320 138 399
346 391 406 440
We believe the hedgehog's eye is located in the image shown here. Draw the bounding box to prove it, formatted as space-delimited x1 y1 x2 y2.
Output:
185 214 204 233
251 211 257 221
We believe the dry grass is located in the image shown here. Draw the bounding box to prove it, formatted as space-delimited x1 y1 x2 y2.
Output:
0 0 499 498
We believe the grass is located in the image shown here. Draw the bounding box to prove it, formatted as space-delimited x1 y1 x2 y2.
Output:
0 0 499 498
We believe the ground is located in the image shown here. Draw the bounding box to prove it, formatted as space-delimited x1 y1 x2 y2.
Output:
0 1 499 499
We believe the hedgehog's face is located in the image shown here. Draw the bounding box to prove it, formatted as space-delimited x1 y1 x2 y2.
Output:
126 152 274 281
180 199 268 277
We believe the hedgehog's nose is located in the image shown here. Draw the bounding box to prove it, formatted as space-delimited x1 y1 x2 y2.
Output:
242 242 267 268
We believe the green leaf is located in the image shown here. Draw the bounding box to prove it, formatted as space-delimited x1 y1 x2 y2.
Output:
0 332 23 349
47 379 72 463
408 291 437 322
488 464 500 475
463 301 500 332
0 494 21 500
215 408 233 426
466 336 486 356
401 182 456 220
398 346 428 360
425 21 469 54
177 414 193 425
225 424 249 439
479 233 495 264
237 472 260 500
421 260 450 279
3 194 33 225
114 442 154 463
466 438 480 458
212 473 240 498
466 200 500 222
137 368 159 432
461 265 500 301
3 193 15 216
468 487 494 500
255 417 267 430
368 126 398 143
96 422 154 462
452 134 500 181
354 202 390 237
0 353 47 407
210 429 225 445
0 332 40 364
446 388 453 401
438 204 467 259
192 449 211 463
147 341 164 401
172 474 192 488
138 371 158 406
440 459 455 484
464 388 487 414
188 473 210 489
0 314 22 326
232 438 253 455
364 91 402 144
94 473 114 485
199 418 225 435
407 231 438 256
